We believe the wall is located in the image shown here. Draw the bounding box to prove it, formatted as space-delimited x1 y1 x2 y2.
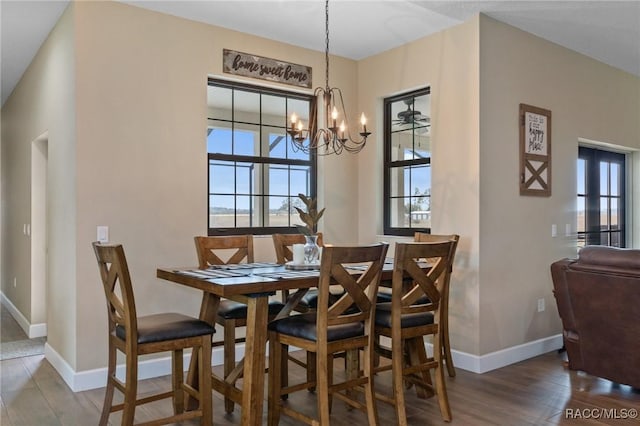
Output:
477 15 640 355
1 4 77 363
357 17 482 355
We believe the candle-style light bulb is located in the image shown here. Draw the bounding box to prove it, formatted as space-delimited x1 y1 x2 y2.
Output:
297 120 304 132
360 113 367 133
291 113 297 126
331 107 339 120
339 120 346 139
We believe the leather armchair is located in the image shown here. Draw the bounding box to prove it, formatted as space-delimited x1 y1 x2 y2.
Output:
550 245 640 388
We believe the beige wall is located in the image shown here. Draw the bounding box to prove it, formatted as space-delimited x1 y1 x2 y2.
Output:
2 2 638 377
357 17 482 355
1 3 77 363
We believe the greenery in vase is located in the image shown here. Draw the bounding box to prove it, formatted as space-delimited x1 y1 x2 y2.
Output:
294 193 325 236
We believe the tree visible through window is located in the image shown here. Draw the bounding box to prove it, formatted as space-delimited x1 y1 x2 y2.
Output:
383 88 431 236
577 146 626 247
207 79 316 235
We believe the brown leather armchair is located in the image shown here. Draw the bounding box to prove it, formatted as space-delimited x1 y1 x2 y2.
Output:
550 245 640 388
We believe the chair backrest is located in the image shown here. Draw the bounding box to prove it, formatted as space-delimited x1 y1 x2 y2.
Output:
316 243 389 339
272 233 324 264
92 242 137 342
392 241 456 318
414 232 459 272
194 235 254 268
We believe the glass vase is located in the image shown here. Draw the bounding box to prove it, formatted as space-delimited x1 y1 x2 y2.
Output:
303 235 320 264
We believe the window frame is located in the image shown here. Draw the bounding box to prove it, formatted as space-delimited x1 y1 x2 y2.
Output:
383 87 432 237
577 146 626 247
207 78 317 236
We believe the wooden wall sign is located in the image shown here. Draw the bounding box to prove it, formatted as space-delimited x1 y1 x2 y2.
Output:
519 103 552 196
223 49 312 88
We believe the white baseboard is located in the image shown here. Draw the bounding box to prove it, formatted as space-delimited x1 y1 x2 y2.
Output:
47 334 562 393
426 334 563 374
0 292 47 338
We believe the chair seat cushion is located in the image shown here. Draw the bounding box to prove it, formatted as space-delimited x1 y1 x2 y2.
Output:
374 303 434 329
288 289 343 311
268 313 364 342
217 299 285 320
116 313 215 344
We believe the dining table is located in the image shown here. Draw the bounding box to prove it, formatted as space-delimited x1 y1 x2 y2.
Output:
156 259 400 426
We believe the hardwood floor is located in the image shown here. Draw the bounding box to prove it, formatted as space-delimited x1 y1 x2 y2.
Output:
1 350 638 425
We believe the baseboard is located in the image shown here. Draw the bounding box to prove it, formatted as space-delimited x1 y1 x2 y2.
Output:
46 342 241 392
48 334 562 392
0 292 47 338
426 334 564 374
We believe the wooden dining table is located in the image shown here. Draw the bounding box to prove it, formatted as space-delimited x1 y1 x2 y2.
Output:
157 260 398 426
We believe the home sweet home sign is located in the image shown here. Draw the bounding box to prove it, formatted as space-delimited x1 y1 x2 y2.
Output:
223 49 312 89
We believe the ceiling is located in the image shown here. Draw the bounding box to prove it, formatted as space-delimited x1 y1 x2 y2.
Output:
2 1 639 106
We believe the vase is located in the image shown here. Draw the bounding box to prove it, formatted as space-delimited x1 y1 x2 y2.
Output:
303 235 320 264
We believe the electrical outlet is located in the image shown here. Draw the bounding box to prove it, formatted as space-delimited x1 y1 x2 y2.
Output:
13 277 17 288
537 298 545 312
97 226 109 243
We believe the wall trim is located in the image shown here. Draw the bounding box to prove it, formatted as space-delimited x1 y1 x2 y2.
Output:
1 291 47 338
48 334 562 392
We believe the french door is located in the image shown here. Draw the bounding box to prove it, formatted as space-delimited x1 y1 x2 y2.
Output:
577 146 626 247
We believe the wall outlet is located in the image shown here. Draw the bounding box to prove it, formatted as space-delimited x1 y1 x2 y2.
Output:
97 226 109 243
13 277 17 288
537 298 545 312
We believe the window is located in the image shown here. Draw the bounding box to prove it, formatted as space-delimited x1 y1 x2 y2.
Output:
207 79 316 235
577 146 626 247
383 88 431 236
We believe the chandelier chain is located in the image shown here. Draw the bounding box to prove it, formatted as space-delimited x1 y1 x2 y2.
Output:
325 0 330 90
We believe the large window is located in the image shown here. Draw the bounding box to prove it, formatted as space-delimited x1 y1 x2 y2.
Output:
577 146 626 247
383 88 431 236
207 79 316 235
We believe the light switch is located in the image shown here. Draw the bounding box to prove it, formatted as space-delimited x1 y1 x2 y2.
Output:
551 224 557 237
97 226 109 243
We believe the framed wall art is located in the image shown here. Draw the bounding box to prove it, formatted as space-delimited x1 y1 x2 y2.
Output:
519 103 551 196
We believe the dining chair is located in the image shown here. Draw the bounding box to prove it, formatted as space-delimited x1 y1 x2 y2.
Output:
373 241 457 424
267 242 389 426
414 232 459 377
92 242 214 426
194 235 285 414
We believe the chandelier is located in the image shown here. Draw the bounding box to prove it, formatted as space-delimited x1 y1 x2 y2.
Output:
287 0 370 155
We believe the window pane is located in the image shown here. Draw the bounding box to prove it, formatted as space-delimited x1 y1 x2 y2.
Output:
207 123 232 154
268 165 289 197
391 130 414 161
291 166 310 195
600 162 609 195
264 128 287 158
210 161 234 194
611 198 619 228
234 90 260 124
207 85 232 121
266 196 289 227
577 159 586 194
233 127 258 156
236 162 257 195
600 197 609 228
287 98 310 125
209 195 235 228
262 94 286 127
611 163 620 196
577 196 586 232
235 195 254 227
610 232 621 247
390 197 409 227
410 165 431 210
390 166 409 197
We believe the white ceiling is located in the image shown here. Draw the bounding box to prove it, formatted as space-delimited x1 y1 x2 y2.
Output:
2 1 639 106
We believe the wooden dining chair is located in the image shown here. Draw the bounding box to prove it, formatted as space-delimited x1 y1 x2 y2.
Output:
92 242 214 426
373 241 457 424
267 243 389 426
194 235 285 414
414 232 459 377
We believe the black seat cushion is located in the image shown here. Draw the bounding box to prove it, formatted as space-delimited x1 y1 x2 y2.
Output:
288 289 344 312
217 299 285 320
374 302 434 329
116 313 215 344
268 313 364 342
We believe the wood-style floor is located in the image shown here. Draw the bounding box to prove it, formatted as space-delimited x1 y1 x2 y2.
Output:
1 349 638 425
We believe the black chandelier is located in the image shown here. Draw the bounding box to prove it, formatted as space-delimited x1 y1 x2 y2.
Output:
287 0 370 155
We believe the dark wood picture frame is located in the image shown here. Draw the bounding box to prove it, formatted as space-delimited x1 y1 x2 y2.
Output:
519 103 552 196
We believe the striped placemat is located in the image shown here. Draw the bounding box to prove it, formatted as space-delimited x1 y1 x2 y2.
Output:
254 269 320 279
177 269 250 279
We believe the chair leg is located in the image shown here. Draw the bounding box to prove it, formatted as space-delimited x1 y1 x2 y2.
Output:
122 351 138 426
442 324 456 377
99 343 117 426
392 334 409 426
280 344 289 400
316 350 330 426
223 318 236 414
407 338 433 399
199 339 213 426
172 349 185 414
268 333 283 426
307 351 317 392
362 344 379 426
433 332 452 421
